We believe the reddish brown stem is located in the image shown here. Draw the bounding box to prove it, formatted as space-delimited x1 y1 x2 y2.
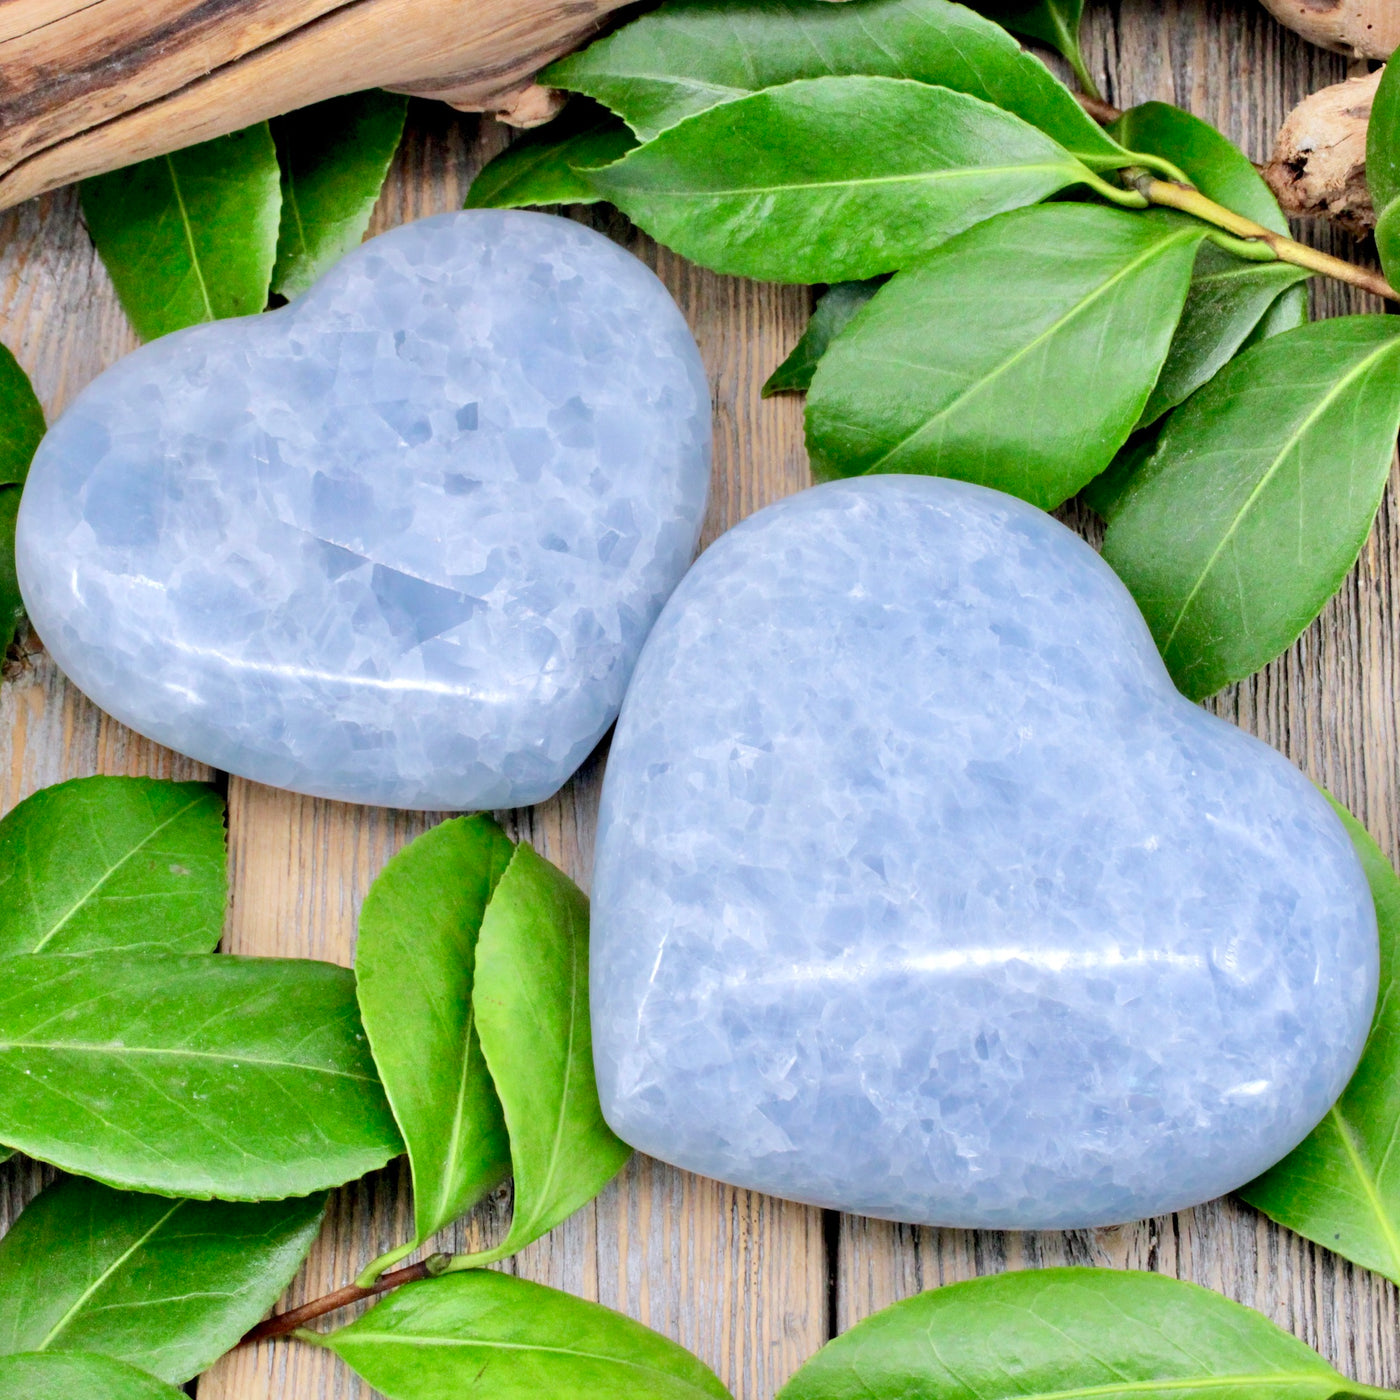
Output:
240 1260 434 1345
1075 91 1124 124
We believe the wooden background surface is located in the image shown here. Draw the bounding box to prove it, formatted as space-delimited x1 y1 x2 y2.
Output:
0 2 1396 1396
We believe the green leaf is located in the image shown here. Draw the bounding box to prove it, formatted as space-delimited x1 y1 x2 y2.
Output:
593 76 1097 283
466 101 637 209
805 204 1203 508
773 1267 1392 1400
1378 199 1400 292
0 344 44 488
1080 425 1161 521
1108 101 1308 425
463 842 630 1265
763 281 882 397
1113 101 1290 232
0 489 23 655
355 816 514 1257
1102 315 1400 700
1368 58 1400 214
0 1353 185 1400
1138 248 1308 427
542 0 1126 165
270 91 407 299
1238 798 1400 1284
963 0 1090 89
0 347 44 654
0 777 227 958
0 954 403 1199
325 1271 732 1400
1372 62 1400 287
81 125 282 342
0 1175 324 1382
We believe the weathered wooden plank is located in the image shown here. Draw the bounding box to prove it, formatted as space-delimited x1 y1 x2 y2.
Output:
0 0 628 213
200 109 827 1400
836 0 1400 1391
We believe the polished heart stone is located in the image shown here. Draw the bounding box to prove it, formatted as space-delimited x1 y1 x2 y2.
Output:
17 210 710 809
591 476 1379 1230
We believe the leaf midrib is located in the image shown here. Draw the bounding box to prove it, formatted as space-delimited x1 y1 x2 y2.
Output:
165 154 215 322
0 1038 379 1083
506 901 583 1247
860 227 1200 473
36 1200 185 1349
1159 335 1400 656
610 159 1078 199
1328 1103 1400 1274
26 793 209 954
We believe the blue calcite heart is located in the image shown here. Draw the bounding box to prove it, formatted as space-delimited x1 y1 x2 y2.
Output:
17 210 710 809
591 476 1379 1229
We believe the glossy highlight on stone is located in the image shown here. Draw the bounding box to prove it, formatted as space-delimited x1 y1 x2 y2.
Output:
592 476 1378 1230
17 210 711 809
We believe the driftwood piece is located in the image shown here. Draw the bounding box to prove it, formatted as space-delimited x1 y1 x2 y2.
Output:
1259 0 1400 59
1263 66 1382 235
0 0 629 213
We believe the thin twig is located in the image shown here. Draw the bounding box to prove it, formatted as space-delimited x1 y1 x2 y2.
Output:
239 1258 440 1345
1137 175 1399 303
1074 91 1124 125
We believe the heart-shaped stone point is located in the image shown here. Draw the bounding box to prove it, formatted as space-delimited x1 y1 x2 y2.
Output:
17 210 711 809
592 476 1379 1229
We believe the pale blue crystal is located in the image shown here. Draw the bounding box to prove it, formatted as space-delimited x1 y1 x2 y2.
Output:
16 210 711 809
592 476 1378 1229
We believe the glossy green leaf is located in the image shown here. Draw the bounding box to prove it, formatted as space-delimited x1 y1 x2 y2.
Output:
356 816 514 1256
0 1175 324 1382
1102 315 1400 700
326 1271 732 1400
0 954 403 1199
774 1267 1394 1400
1139 248 1308 426
0 777 226 958
81 125 281 342
1369 58 1400 212
963 0 1089 84
763 281 882 397
466 101 636 209
0 344 44 489
271 91 407 299
0 490 23 656
1080 425 1161 521
592 76 1096 283
1109 101 1309 424
0 1353 185 1400
463 842 630 1265
1114 101 1290 232
1238 798 1400 1284
1372 63 1400 286
806 204 1203 507
1378 200 1400 292
542 0 1125 165
0 347 43 655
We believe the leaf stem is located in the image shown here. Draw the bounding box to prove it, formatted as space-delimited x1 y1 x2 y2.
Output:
1135 174 1400 303
354 1238 420 1289
436 1243 513 1273
238 1255 448 1345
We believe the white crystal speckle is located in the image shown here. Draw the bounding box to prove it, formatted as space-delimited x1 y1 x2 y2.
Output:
17 210 711 809
591 476 1378 1229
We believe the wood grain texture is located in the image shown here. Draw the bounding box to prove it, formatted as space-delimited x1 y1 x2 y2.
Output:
0 0 630 213
0 3 1395 1398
